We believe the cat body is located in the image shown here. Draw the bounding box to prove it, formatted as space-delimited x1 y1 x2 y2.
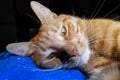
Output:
6 1 120 80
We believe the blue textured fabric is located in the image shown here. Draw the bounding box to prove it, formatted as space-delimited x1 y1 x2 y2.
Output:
0 51 86 80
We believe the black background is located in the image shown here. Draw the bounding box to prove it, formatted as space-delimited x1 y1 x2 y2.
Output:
0 0 120 52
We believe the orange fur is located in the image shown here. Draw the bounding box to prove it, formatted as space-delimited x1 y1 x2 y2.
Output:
6 1 120 80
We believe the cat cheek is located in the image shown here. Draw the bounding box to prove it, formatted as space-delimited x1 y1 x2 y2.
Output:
39 58 62 69
30 52 44 66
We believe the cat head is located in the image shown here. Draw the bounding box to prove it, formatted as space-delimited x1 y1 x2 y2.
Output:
6 1 91 69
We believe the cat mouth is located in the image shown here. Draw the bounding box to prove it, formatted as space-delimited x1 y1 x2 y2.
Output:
51 47 79 63
54 49 74 63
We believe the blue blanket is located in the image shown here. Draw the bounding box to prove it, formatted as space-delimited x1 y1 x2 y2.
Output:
0 51 86 80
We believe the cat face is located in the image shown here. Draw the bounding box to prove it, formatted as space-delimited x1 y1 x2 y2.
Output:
6 1 91 69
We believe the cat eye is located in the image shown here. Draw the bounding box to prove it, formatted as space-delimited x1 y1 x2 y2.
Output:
46 53 55 60
61 26 67 36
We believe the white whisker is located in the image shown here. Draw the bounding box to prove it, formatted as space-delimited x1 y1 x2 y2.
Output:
92 0 106 18
88 31 120 45
86 0 106 36
89 38 120 45
103 4 120 18
40 66 63 71
113 15 120 20
72 6 76 16
86 26 104 39
47 0 50 7
18 10 40 24
90 0 102 18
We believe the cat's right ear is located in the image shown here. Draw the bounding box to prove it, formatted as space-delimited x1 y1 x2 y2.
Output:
6 42 34 56
30 1 57 24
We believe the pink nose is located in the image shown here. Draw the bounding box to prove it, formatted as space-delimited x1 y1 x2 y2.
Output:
69 46 79 56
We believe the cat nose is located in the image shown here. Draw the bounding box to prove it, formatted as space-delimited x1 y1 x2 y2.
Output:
69 46 79 56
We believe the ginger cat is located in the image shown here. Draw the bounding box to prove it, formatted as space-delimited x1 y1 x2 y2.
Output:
6 1 120 80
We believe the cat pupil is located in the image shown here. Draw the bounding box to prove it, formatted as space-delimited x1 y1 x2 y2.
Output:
61 26 66 36
47 53 55 60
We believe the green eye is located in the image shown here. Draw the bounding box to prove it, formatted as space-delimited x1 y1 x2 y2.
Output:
47 53 55 60
61 26 66 36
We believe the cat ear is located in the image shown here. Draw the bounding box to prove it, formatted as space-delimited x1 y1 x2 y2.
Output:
6 42 33 56
30 1 57 24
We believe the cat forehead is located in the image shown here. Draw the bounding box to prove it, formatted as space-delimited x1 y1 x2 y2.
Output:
39 14 79 30
43 14 77 25
59 14 77 21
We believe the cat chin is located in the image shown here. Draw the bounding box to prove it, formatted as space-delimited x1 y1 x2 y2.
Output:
78 48 91 67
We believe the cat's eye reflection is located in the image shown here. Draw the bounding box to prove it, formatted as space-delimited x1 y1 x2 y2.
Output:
61 26 67 36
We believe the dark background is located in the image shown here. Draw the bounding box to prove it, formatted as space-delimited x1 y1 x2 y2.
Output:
0 0 120 52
